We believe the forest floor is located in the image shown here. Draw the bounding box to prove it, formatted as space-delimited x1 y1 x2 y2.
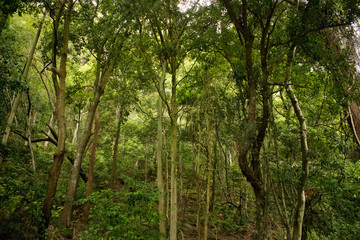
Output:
182 223 253 240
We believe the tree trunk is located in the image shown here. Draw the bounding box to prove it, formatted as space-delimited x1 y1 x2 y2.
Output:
33 61 56 148
169 62 178 240
44 113 56 148
110 108 123 188
284 47 309 240
61 56 115 227
26 99 36 171
2 94 21 145
271 177 292 239
220 2 273 238
166 135 170 224
83 108 100 221
210 138 217 211
72 110 82 145
204 111 213 240
42 1 72 230
61 95 99 227
254 190 268 240
1 11 45 146
157 61 166 239
195 109 202 238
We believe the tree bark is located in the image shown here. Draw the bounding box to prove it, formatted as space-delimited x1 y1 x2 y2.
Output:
195 109 202 238
169 58 178 240
42 1 72 231
44 113 56 148
72 110 82 145
2 94 21 146
26 98 36 171
157 61 166 239
83 108 100 220
110 108 123 188
204 109 213 240
210 137 217 211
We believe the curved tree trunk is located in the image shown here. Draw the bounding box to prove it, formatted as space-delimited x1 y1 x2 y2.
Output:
287 82 308 240
284 47 309 240
61 56 115 227
83 108 100 220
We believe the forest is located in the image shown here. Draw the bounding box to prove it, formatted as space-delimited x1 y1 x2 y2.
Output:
1 0 360 239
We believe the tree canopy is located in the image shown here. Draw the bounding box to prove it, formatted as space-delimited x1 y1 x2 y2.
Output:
1 0 360 239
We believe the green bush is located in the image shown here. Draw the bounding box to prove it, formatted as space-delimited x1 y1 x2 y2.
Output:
81 183 161 240
0 143 46 239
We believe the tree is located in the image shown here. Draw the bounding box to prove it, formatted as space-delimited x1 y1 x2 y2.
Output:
83 107 99 220
60 0 133 225
219 0 360 238
42 0 74 231
139 1 204 237
0 11 45 171
156 61 167 238
1 1 360 239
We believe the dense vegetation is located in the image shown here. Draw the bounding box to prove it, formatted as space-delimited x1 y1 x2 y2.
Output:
1 0 360 239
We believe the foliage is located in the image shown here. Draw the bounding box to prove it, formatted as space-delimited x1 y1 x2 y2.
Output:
1 1 360 239
0 143 48 239
81 183 161 240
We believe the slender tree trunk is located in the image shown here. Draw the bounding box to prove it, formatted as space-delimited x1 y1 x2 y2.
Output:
210 138 217 211
169 63 178 240
72 110 82 145
61 95 99 227
2 94 21 145
272 125 293 239
33 62 56 148
195 109 202 238
204 111 213 240
26 99 36 171
42 1 72 230
165 133 170 224
44 113 56 148
110 108 122 188
61 57 115 227
286 48 309 240
1 11 46 146
157 62 166 239
83 108 100 220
